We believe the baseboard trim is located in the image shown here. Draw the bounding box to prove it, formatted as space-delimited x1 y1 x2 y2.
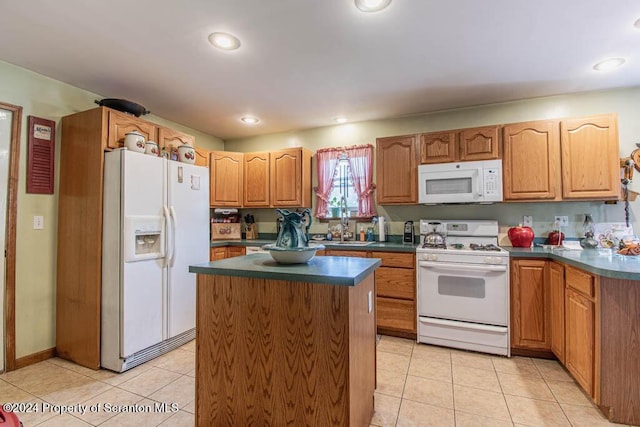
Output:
14 347 56 369
510 347 556 359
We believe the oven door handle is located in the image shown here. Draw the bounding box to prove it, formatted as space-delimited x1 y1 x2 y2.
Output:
418 261 507 272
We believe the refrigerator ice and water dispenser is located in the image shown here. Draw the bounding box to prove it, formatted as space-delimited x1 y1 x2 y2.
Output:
123 215 165 262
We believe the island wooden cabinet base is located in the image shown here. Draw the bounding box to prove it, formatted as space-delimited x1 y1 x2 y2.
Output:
195 274 376 426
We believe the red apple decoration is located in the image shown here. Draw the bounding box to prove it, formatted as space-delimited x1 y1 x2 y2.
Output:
508 225 535 247
547 230 564 246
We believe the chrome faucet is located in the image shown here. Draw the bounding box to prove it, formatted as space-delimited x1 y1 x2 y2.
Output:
340 195 349 242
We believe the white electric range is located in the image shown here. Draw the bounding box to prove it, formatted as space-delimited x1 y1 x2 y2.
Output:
416 219 510 356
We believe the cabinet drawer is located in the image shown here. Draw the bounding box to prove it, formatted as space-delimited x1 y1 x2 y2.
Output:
371 251 415 268
227 247 246 258
376 267 415 300
324 250 368 258
377 297 416 333
565 265 595 298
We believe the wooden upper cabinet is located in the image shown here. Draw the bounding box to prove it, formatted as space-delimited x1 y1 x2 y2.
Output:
107 109 157 150
502 120 561 201
210 151 243 207
244 152 270 207
376 135 418 204
194 147 210 167
549 261 565 363
157 126 195 152
510 259 551 351
270 148 312 207
458 125 500 161
561 114 619 200
420 131 457 164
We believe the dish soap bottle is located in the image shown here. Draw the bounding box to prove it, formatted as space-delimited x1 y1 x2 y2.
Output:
359 226 365 242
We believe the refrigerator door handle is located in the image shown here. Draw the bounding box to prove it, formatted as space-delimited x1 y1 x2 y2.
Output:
169 205 178 266
163 205 173 267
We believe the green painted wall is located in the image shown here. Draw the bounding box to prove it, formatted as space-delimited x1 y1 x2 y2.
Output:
225 87 640 240
0 60 223 358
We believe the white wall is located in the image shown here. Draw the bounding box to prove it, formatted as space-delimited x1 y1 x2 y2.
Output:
225 87 639 239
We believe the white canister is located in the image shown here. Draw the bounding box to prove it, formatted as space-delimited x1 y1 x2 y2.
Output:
144 141 159 156
124 131 145 153
177 144 196 164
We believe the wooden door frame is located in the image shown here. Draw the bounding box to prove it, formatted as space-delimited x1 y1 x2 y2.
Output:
1 102 22 372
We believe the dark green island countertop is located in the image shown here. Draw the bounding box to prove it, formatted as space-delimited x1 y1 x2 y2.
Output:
190 253 382 286
506 246 640 280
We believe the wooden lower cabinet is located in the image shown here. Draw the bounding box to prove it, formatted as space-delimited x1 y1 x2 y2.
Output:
227 246 246 258
324 250 416 337
564 264 598 399
210 246 245 260
565 288 595 395
549 262 565 363
376 297 415 333
510 259 551 352
374 252 416 337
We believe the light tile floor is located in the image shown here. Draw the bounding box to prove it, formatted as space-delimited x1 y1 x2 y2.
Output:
0 337 636 426
373 335 636 427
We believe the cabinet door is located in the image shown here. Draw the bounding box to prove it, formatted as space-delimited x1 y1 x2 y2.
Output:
549 262 565 363
270 148 312 207
244 152 270 207
210 151 243 207
107 109 157 150
194 147 210 167
227 247 246 258
419 131 457 164
565 288 595 395
503 120 561 201
561 114 619 200
510 259 551 350
376 135 418 204
210 247 227 261
157 126 195 152
458 125 500 161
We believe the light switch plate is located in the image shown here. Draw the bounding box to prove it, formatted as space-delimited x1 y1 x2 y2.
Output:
555 216 569 227
33 215 44 230
523 216 533 227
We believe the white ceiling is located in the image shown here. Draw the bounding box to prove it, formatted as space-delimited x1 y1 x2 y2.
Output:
1 1 639 140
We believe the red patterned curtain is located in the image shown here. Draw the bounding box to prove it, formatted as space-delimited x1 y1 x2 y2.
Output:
313 148 341 217
345 144 376 217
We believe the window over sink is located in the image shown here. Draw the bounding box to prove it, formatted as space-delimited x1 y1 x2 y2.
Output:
314 144 376 219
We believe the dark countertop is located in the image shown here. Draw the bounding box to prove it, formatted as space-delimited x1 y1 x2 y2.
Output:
505 246 640 280
211 239 419 252
190 253 382 286
210 240 640 280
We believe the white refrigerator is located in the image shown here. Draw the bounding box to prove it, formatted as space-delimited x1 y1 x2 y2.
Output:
101 149 209 372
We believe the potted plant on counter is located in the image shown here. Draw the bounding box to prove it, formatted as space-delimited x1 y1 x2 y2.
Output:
329 197 340 218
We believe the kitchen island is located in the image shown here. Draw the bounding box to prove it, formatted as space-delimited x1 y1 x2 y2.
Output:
189 253 381 426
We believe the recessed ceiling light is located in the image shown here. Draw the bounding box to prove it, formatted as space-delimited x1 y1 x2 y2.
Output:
334 117 348 124
240 116 259 125
208 32 241 50
354 0 392 12
593 58 626 71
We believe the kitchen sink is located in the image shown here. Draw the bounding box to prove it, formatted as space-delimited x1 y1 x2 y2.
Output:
327 241 374 246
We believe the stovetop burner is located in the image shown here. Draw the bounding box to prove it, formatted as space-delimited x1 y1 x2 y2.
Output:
422 242 446 249
469 243 501 252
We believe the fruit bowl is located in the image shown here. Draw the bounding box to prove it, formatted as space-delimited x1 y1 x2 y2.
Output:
262 243 325 264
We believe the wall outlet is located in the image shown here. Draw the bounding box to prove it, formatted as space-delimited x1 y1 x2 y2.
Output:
523 216 533 227
554 216 569 227
33 215 44 230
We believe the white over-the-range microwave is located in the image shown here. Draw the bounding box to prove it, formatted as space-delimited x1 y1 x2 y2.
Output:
418 159 503 204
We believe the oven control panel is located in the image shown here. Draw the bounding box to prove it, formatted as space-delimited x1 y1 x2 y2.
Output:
484 256 505 265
